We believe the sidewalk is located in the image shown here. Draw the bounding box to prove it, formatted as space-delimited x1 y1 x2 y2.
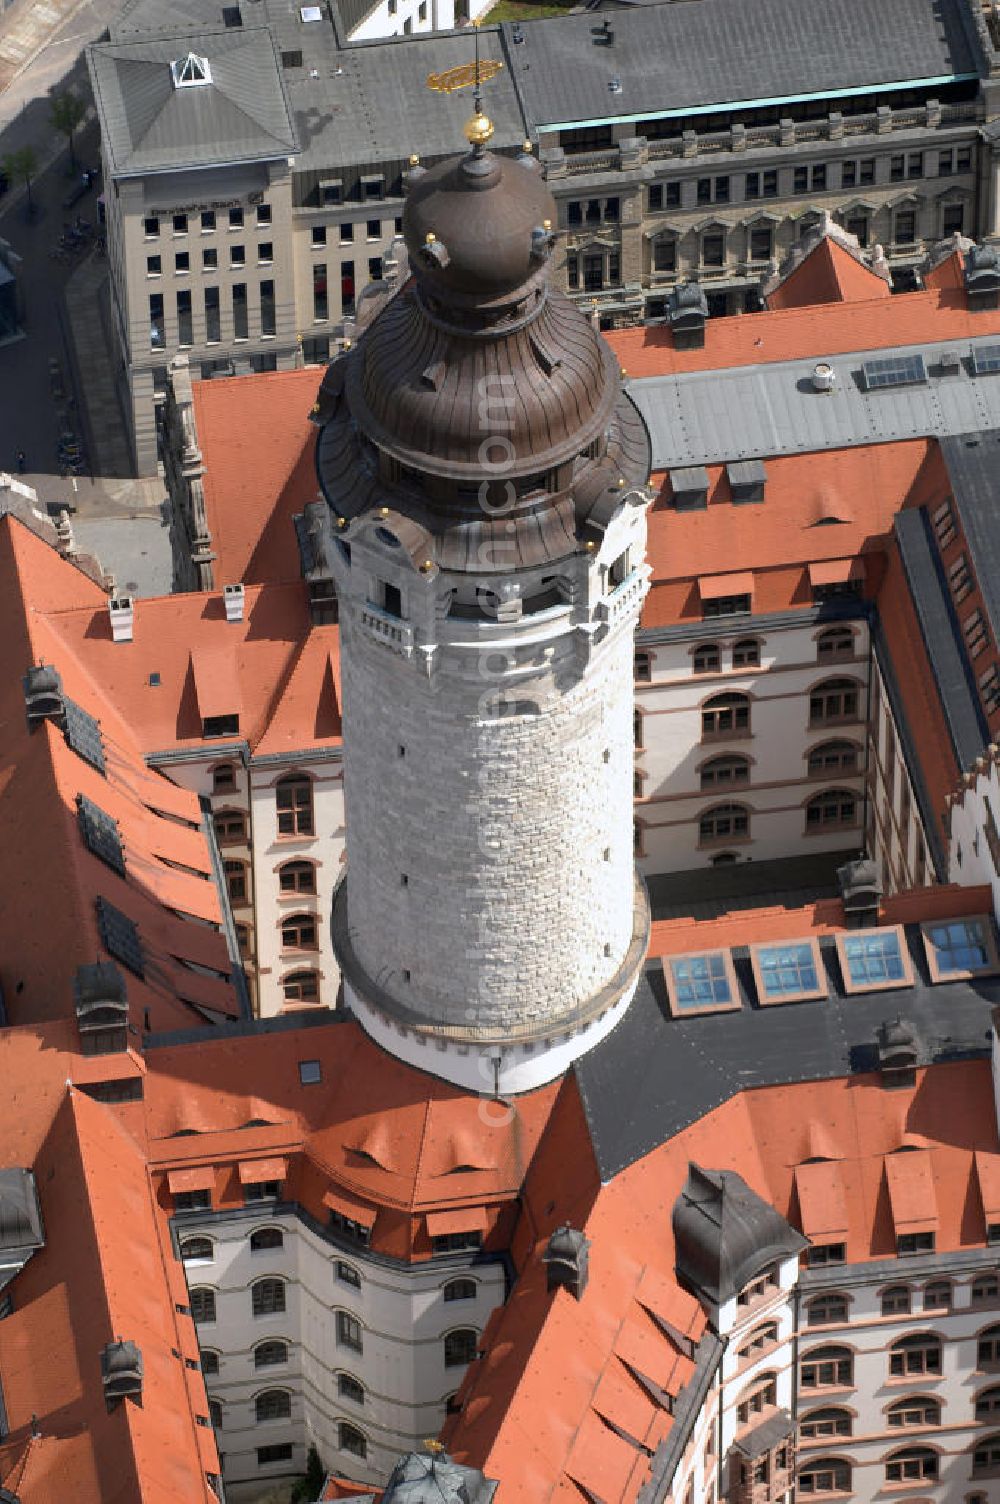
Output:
63 250 135 481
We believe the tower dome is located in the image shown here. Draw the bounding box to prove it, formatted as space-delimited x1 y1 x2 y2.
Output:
314 121 652 1095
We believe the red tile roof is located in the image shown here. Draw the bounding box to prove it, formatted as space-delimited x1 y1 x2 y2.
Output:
191 367 322 587
766 236 892 311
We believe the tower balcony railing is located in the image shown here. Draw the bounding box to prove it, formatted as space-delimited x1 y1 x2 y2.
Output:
597 567 645 629
360 603 414 657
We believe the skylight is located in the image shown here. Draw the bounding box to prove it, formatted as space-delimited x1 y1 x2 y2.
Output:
171 52 212 88
971 343 1000 377
300 4 323 18
77 794 125 877
663 950 740 1018
860 354 927 392
921 916 999 982
751 939 826 1005
63 698 106 776
95 897 145 979
836 925 911 995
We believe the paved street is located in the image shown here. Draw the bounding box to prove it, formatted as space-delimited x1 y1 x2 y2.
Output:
0 0 174 592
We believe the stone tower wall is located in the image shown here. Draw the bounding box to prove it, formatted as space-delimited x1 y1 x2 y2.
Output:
339 610 637 1035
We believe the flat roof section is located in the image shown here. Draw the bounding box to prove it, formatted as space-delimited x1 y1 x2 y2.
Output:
500 0 979 132
941 429 1000 648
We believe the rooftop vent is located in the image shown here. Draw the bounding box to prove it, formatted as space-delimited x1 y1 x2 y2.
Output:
966 244 1000 307
812 361 836 393
74 961 128 1054
937 348 962 376
108 596 134 644
837 856 882 929
300 3 323 17
223 583 245 623
170 52 212 88
23 662 66 732
512 22 524 42
877 1015 920 1089
667 282 709 350
543 1225 590 1299
609 74 623 94
101 1340 143 1408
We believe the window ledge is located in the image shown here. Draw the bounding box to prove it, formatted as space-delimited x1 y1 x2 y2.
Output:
884 1372 942 1385
804 821 861 837
701 730 754 743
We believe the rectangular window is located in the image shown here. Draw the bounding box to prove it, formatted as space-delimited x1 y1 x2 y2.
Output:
336 1311 363 1351
897 1231 935 1255
258 242 273 264
749 227 772 261
203 247 218 270
745 172 760 200
341 260 355 316
322 181 343 206
260 279 275 337
257 203 272 226
653 239 676 273
146 255 161 276
836 925 911 993
232 283 248 340
939 149 954 176
173 213 188 235
943 203 965 236
251 352 277 373
922 916 998 980
229 207 243 229
663 950 740 1017
895 211 916 244
312 225 327 247
245 1179 281 1202
204 287 220 343
841 161 857 188
702 233 724 267
762 170 777 198
793 166 808 193
175 251 190 274
337 1260 361 1287
567 252 579 290
366 218 381 239
230 243 246 268
703 593 750 617
567 200 582 226
666 181 681 206
313 264 328 322
368 256 382 280
201 210 215 232
648 183 663 211
958 147 972 173
258 1444 293 1465
432 1230 483 1254
149 292 165 350
890 154 905 181
806 1242 845 1266
859 158 875 184
751 939 826 1003
144 216 159 237
175 1188 211 1211
697 177 711 204
908 151 923 179
340 221 354 243
811 164 826 190
175 288 193 343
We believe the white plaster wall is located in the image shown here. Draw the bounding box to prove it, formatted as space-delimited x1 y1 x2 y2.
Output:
177 1209 504 1487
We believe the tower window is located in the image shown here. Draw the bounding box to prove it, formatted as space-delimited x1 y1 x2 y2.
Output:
382 582 402 617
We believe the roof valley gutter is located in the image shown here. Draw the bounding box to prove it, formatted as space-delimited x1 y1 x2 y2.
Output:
532 73 978 133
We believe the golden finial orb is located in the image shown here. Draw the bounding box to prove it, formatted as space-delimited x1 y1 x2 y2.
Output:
409 153 420 166
464 110 495 147
425 231 436 244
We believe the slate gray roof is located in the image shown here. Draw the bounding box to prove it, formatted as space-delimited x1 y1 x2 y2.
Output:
501 0 980 132
630 336 1000 470
88 27 299 177
941 429 1000 645
894 504 989 769
576 922 1000 1180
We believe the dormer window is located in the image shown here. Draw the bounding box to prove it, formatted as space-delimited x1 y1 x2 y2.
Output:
171 52 212 88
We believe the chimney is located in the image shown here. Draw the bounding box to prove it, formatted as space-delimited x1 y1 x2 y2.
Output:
876 1016 919 1089
223 583 245 624
965 243 1000 310
101 1339 143 1408
543 1225 590 1299
837 857 882 928
23 663 67 732
108 596 134 643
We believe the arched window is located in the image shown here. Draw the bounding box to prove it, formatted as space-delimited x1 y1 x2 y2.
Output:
336 1311 363 1353
736 1372 776 1425
444 1278 477 1303
190 1287 216 1324
212 762 237 793
806 1293 849 1327
213 808 246 844
737 1322 778 1361
881 1285 911 1317
808 740 860 777
276 774 314 837
251 1278 286 1317
209 1398 223 1430
973 1432 1000 1474
282 970 319 1003
797 1458 851 1494
254 1341 288 1369
700 754 750 791
693 643 721 674
699 802 750 844
339 1422 367 1459
887 1395 941 1427
809 677 861 726
800 1346 853 1389
732 638 760 668
250 1227 283 1252
281 913 317 951
885 1446 938 1483
635 650 652 682
702 692 750 739
889 1333 941 1377
339 1373 365 1404
200 1349 220 1375
973 1274 1000 1305
976 1384 1000 1420
979 1323 1000 1366
444 1328 479 1368
255 1389 291 1423
800 1407 852 1439
278 860 316 895
181 1236 213 1263
224 859 247 905
817 627 855 663
923 1280 952 1311
806 788 858 831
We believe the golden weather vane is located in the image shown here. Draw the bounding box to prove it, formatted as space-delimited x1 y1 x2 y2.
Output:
426 18 501 148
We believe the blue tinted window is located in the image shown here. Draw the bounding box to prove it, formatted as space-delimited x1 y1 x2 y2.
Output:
842 930 905 987
757 942 821 999
670 952 732 1010
926 919 992 975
